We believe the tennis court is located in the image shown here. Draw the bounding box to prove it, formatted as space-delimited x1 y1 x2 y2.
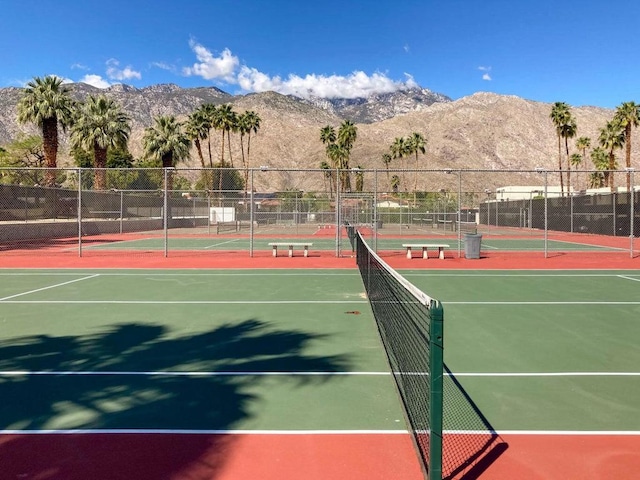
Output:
1 256 640 478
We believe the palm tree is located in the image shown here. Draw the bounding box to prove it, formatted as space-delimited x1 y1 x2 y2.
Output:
337 120 357 191
598 119 625 191
406 132 426 201
575 136 591 193
70 95 131 190
198 103 217 169
185 109 212 193
559 115 577 195
17 75 75 186
390 137 408 192
569 153 583 191
590 147 609 188
142 115 191 191
320 160 333 197
381 153 392 183
390 174 400 193
550 102 571 195
213 104 237 194
237 110 261 203
320 125 336 146
354 165 364 192
614 101 640 192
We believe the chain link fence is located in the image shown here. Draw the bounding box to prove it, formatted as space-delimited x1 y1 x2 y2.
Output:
1 167 637 258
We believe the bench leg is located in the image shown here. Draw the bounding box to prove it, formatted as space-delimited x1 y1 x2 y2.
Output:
272 246 278 257
304 246 308 257
438 248 445 260
422 247 428 259
406 247 412 259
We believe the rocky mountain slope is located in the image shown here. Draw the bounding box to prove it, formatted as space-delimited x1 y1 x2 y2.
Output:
0 83 631 193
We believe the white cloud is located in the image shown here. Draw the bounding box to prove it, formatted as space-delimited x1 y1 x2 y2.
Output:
478 66 492 81
238 68 417 99
80 74 112 88
106 58 142 81
71 63 89 71
182 40 239 83
184 41 417 99
151 61 176 73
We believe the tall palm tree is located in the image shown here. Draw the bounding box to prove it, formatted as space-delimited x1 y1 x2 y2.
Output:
598 119 625 191
550 102 571 195
70 95 131 190
614 101 640 192
337 120 357 191
569 153 583 191
319 160 333 196
185 109 212 192
406 132 426 201
17 75 75 186
237 110 261 202
243 110 261 170
142 115 191 191
320 125 336 146
390 137 408 191
559 115 577 195
213 104 237 194
381 153 392 183
198 103 217 169
575 137 591 192
354 165 364 192
590 147 609 188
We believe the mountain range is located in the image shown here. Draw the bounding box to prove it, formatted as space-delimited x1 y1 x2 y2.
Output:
0 82 632 193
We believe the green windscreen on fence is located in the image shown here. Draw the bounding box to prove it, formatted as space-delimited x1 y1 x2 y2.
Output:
355 230 444 480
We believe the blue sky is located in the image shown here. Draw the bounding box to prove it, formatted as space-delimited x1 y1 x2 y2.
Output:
2 0 638 108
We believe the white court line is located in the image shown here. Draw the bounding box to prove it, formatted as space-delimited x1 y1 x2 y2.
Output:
618 275 640 283
3 370 638 377
204 238 244 249
0 274 100 301
0 272 360 276
0 429 410 435
1 428 639 435
444 301 640 305
0 370 389 376
451 372 640 377
0 300 368 304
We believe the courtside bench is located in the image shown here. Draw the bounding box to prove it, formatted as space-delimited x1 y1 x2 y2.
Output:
268 242 313 257
402 243 450 260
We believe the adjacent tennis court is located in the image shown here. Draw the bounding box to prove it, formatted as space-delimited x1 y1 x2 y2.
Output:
1 260 639 478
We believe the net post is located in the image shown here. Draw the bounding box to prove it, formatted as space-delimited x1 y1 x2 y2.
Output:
429 300 444 480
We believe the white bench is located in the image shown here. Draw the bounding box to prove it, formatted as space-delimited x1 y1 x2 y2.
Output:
268 242 313 257
402 243 450 260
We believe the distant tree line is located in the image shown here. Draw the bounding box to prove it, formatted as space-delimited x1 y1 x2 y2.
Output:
2 75 262 194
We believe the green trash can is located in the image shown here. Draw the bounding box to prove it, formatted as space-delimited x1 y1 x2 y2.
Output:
464 233 482 259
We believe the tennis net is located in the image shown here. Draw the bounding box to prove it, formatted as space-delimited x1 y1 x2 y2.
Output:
355 230 444 479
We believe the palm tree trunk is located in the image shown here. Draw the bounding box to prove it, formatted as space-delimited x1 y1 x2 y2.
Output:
94 145 108 190
557 134 564 196
565 138 571 196
625 125 632 192
42 117 58 187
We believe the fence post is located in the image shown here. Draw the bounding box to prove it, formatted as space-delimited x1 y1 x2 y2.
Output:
544 171 549 258
630 169 635 258
250 169 254 258
77 168 83 257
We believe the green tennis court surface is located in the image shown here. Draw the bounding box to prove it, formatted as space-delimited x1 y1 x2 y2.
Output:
82 235 622 252
1 268 639 478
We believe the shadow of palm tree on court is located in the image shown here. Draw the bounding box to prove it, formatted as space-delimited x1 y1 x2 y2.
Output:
0 320 351 479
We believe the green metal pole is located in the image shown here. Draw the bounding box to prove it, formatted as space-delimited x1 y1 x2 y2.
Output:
429 300 444 480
